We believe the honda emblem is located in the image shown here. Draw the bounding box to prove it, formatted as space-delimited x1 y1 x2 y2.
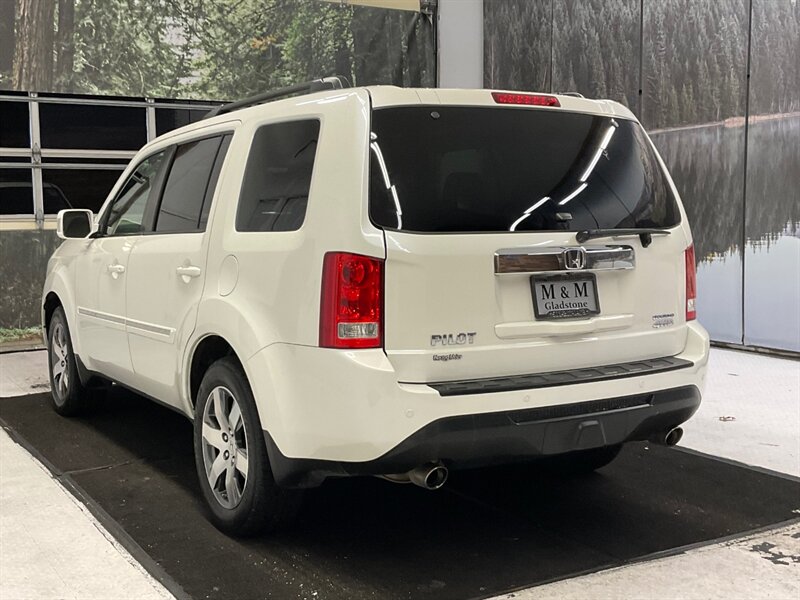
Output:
564 247 587 270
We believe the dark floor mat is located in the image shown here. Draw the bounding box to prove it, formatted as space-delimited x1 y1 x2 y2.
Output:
2 391 799 600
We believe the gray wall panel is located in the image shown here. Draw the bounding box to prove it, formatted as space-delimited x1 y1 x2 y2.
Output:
0 229 60 329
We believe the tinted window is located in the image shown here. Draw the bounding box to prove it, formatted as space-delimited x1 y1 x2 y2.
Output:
156 137 223 233
42 184 71 213
39 103 146 150
105 151 168 235
155 108 212 136
0 168 33 215
199 135 232 229
0 102 30 147
41 168 123 213
369 107 680 233
236 120 320 232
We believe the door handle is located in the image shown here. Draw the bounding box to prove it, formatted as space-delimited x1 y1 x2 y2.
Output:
176 265 202 282
107 263 125 279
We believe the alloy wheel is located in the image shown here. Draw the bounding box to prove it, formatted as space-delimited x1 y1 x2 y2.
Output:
201 386 249 509
50 322 70 403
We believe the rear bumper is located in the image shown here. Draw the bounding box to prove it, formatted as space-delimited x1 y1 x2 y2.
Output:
244 322 709 484
265 385 701 488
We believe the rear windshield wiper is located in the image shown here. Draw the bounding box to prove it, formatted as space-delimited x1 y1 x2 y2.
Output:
575 228 671 247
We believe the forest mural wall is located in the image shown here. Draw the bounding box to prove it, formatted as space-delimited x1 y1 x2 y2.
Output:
0 0 434 340
0 0 435 98
485 0 799 352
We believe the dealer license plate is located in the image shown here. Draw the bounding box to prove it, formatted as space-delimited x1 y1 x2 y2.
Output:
530 274 600 320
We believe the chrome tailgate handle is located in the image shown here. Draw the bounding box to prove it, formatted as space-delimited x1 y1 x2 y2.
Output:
494 245 635 274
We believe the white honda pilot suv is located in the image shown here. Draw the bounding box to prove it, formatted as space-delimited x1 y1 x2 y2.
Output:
43 79 709 536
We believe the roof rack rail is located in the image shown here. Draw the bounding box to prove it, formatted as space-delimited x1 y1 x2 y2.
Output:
560 92 585 98
204 75 350 119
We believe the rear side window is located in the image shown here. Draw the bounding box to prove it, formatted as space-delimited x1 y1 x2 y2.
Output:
236 120 320 232
156 136 225 233
369 107 680 233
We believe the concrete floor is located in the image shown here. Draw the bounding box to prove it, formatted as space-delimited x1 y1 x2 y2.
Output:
498 523 800 600
684 348 800 477
0 349 49 398
1 347 798 599
0 429 171 600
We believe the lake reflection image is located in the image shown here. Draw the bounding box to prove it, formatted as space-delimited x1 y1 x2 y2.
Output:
652 116 800 352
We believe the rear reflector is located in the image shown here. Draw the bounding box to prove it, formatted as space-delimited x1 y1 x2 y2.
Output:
320 252 383 349
491 92 560 107
685 245 697 321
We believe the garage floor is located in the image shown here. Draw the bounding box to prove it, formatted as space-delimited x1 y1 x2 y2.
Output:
1 348 798 599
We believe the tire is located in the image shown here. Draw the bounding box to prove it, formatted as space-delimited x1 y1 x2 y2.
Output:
47 307 93 416
540 444 622 476
193 357 302 536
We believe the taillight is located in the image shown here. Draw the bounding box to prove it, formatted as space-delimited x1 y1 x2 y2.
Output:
320 252 383 349
491 92 560 107
685 245 697 321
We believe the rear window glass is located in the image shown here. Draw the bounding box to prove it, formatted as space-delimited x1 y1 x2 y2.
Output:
236 120 320 232
369 107 680 233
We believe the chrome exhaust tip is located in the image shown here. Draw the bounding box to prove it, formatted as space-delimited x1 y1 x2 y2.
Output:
664 427 683 446
651 426 684 446
377 462 449 489
408 463 448 490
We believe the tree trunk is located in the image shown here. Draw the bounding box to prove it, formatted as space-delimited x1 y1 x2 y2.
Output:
0 0 16 76
55 0 74 92
12 0 56 92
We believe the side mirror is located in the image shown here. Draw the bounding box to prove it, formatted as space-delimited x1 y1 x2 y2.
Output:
57 209 95 240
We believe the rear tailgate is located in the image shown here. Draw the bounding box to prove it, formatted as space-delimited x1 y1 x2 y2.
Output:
383 230 689 383
369 100 691 384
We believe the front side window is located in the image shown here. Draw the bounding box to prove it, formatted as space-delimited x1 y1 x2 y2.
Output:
104 150 168 235
236 120 320 232
369 107 680 233
155 136 224 233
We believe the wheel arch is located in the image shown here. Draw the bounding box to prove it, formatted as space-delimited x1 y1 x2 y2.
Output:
188 334 245 411
42 260 82 356
43 291 62 335
185 294 282 416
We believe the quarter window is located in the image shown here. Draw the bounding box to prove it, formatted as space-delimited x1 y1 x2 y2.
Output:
156 136 224 233
236 120 320 232
104 151 168 235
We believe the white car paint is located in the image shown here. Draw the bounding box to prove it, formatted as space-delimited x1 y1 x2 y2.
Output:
43 86 709 465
